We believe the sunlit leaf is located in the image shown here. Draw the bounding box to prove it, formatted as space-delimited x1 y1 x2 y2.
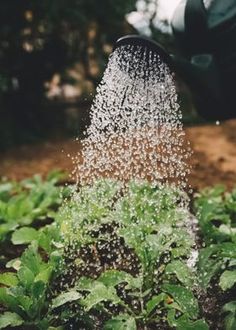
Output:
52 291 81 309
0 272 18 287
0 312 23 329
11 227 38 245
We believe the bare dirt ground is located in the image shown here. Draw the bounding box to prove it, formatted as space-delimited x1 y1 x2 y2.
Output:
0 119 236 190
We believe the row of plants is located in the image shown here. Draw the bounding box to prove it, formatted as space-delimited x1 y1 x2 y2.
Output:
194 186 236 329
0 170 70 244
0 173 235 329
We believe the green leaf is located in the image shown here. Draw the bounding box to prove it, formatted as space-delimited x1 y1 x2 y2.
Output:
197 246 222 289
165 260 194 287
0 222 18 242
0 287 23 315
35 266 53 284
16 294 33 313
0 182 14 200
38 228 53 253
104 314 136 330
7 195 34 224
162 284 199 319
20 245 43 275
220 271 236 291
171 230 194 258
98 270 141 290
220 243 236 259
176 318 209 330
167 310 209 330
18 267 35 288
32 281 46 300
0 312 23 329
224 314 236 330
0 272 18 287
76 277 94 291
81 282 121 311
223 301 236 330
52 291 81 308
146 293 167 316
223 301 236 314
11 227 38 245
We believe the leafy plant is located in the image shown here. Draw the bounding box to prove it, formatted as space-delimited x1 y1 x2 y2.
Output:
0 242 63 329
222 301 236 330
53 179 208 329
0 171 70 243
194 185 236 244
195 185 236 329
3 177 232 329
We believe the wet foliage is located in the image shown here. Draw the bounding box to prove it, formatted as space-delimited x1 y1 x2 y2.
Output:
0 175 235 329
194 186 236 330
0 178 196 328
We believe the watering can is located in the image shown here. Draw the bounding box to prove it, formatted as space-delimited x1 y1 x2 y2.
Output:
115 0 236 120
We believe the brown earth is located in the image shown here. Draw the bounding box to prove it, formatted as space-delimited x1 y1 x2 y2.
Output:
0 119 236 190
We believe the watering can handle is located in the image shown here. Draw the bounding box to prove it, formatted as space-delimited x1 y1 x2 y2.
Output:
185 0 209 52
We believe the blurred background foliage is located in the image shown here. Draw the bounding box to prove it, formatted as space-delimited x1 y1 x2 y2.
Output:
0 0 194 150
0 0 140 148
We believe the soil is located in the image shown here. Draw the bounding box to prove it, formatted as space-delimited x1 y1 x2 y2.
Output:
0 119 236 190
185 119 236 190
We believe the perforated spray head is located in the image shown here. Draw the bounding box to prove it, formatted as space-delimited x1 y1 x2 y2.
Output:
114 35 173 70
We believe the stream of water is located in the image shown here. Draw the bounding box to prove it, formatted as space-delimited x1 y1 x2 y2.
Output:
74 44 192 193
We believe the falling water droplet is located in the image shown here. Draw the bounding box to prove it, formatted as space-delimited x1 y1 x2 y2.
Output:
74 44 192 193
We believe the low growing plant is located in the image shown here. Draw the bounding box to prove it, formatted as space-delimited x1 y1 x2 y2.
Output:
0 171 70 244
195 185 236 330
0 242 63 329
53 179 208 329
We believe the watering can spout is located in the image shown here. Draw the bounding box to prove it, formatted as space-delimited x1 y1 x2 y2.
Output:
114 0 236 120
114 35 173 68
114 35 223 120
114 35 220 95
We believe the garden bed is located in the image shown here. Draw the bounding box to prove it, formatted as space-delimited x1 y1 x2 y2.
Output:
0 120 235 329
0 174 235 329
